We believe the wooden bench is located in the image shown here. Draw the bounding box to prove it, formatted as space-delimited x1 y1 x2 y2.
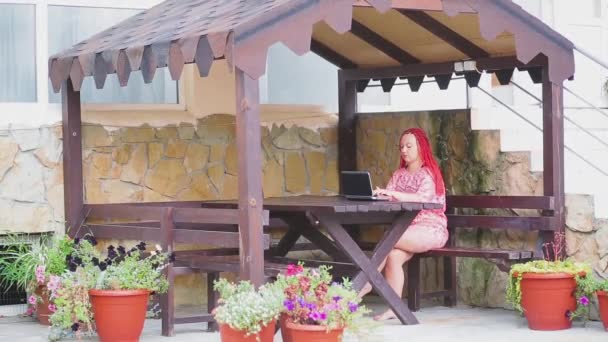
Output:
406 195 555 311
80 204 271 336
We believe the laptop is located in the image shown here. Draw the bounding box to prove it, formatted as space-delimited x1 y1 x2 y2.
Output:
341 171 389 201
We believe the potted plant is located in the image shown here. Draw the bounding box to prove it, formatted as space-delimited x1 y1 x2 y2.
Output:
213 278 283 342
596 278 608 331
0 233 76 325
50 236 173 342
506 233 593 330
277 263 369 342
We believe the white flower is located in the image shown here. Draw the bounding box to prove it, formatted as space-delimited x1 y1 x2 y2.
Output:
150 251 157 256
155 244 162 251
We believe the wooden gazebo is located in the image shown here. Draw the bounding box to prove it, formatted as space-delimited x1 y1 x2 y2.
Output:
49 0 575 329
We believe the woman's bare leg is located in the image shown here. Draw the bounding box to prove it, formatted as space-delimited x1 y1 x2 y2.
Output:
358 256 390 297
373 249 412 321
373 226 443 321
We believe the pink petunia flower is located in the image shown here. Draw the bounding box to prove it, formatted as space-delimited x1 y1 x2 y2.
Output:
28 295 37 305
48 304 57 313
35 265 46 284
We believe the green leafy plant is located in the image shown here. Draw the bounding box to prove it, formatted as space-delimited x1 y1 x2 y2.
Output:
278 263 370 333
50 236 173 333
213 278 283 337
506 233 593 322
596 278 608 292
0 233 77 316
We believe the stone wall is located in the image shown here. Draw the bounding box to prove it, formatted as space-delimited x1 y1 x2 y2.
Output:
0 126 64 234
357 109 608 311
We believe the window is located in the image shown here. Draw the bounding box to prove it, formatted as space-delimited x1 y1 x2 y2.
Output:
0 4 36 102
48 5 177 104
261 43 338 112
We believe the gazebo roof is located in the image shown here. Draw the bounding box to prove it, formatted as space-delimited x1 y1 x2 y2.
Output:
49 0 575 93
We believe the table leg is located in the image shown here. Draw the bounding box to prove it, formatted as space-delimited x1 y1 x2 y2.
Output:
278 213 350 262
351 212 417 290
315 213 419 325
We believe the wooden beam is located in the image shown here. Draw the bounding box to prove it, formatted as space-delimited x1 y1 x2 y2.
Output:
398 10 490 58
338 71 358 190
62 79 84 237
540 65 566 257
446 195 555 210
160 208 175 337
310 39 357 69
349 20 420 64
341 56 546 81
235 67 265 287
446 215 555 231
85 224 270 249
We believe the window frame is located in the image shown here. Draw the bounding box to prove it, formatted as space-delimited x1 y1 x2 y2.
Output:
0 0 183 112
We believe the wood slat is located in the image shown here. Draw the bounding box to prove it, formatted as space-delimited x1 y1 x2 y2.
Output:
446 195 555 210
85 204 163 221
174 315 215 324
422 247 533 260
311 39 357 69
85 224 270 249
398 10 489 59
349 20 420 65
447 215 555 230
173 208 269 225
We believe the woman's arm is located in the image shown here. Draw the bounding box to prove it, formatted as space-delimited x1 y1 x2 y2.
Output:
374 169 437 202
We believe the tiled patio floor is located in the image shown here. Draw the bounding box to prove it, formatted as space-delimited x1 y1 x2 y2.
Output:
1 297 605 341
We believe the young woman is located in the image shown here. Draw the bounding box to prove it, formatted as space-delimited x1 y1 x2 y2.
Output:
360 128 448 321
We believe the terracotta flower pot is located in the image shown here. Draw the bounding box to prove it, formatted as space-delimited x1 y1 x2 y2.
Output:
35 285 51 326
279 314 292 342
518 272 577 330
89 289 150 342
219 320 275 342
597 290 608 331
284 321 344 342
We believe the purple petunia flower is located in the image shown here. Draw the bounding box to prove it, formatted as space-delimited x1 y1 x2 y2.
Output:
306 302 316 310
309 311 321 321
283 299 295 311
579 296 590 306
348 302 358 313
319 312 327 320
332 296 342 303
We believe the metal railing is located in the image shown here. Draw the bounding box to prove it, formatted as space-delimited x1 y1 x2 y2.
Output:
475 86 608 177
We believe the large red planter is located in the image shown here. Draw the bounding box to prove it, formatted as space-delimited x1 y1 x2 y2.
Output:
35 285 51 326
284 321 344 342
219 320 276 342
519 273 577 330
89 289 150 342
598 291 608 331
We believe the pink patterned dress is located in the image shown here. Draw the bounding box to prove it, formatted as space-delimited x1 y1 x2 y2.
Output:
386 167 448 250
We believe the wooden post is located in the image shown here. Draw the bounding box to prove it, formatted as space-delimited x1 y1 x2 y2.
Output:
338 71 361 241
540 66 566 258
61 79 84 237
160 207 175 337
338 71 358 180
234 67 265 287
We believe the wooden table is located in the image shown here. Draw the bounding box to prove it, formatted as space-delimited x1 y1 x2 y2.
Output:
200 195 442 325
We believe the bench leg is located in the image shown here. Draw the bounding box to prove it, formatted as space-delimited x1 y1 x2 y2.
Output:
443 256 457 307
161 264 175 337
207 272 220 332
407 255 421 312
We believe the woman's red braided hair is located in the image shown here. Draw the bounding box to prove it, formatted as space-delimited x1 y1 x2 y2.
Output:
399 128 446 196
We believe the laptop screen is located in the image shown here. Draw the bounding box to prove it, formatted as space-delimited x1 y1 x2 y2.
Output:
341 171 373 196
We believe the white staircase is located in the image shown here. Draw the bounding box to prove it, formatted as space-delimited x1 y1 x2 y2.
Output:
470 74 608 219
